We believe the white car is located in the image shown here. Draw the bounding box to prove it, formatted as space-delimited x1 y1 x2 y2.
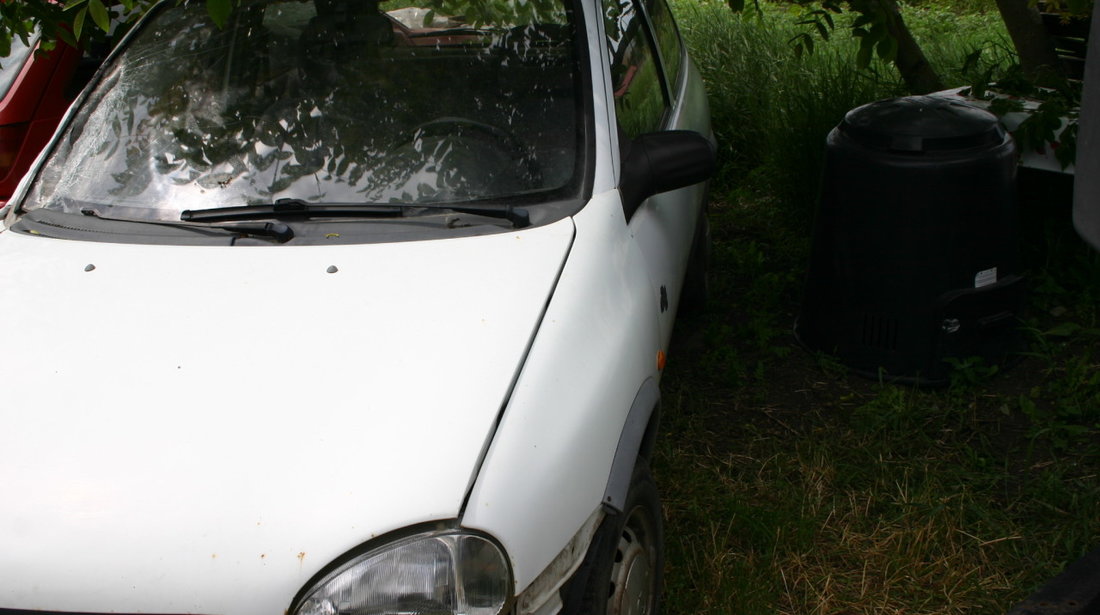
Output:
0 0 713 614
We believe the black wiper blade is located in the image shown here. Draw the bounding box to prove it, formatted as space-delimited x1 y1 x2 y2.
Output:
180 199 403 222
182 198 531 228
82 208 294 243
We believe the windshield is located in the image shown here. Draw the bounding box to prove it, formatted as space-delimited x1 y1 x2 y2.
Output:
21 0 583 221
0 32 39 101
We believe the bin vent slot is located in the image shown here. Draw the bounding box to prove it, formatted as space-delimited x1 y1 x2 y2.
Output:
861 313 899 350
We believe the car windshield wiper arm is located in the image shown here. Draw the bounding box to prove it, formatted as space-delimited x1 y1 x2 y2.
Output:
441 203 531 228
181 198 531 228
180 199 404 222
81 208 294 243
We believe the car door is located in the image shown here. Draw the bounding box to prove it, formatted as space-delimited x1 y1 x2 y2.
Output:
605 0 710 349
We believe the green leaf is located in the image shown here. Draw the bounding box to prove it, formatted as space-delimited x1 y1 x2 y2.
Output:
422 8 436 26
56 27 78 48
876 35 896 62
1045 322 1082 337
962 48 982 73
63 0 90 11
73 6 88 42
856 34 874 69
1055 121 1077 168
62 0 89 13
207 0 233 28
868 21 886 43
851 14 872 29
988 97 1024 116
788 33 807 58
88 0 110 33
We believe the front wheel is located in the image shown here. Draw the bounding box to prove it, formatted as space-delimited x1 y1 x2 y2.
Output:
577 462 664 615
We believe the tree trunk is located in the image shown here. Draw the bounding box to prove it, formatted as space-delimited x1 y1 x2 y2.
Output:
874 0 945 94
993 0 1066 84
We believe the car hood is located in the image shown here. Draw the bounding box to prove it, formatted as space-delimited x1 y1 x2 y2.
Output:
0 219 574 614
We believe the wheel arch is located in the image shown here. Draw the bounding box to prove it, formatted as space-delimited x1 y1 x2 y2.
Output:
601 377 661 513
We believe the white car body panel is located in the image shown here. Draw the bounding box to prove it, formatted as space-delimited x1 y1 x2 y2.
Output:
0 0 715 610
461 190 661 591
466 52 712 594
0 220 574 614
583 0 618 195
630 187 696 343
629 57 713 347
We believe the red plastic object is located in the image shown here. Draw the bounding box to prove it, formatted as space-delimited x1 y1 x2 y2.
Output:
0 39 82 202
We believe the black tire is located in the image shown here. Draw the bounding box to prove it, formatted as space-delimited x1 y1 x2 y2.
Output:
575 462 664 615
679 207 710 316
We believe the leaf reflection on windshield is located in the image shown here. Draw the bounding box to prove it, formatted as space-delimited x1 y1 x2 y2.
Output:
24 0 580 220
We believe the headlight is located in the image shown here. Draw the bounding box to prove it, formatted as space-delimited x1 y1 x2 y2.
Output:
294 530 512 615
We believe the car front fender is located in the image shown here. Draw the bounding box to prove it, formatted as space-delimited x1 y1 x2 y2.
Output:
460 189 664 595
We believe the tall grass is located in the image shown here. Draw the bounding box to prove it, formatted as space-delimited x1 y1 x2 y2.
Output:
675 1 891 214
673 0 1014 219
903 3 1016 85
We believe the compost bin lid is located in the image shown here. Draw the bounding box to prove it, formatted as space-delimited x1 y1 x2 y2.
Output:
838 95 1006 153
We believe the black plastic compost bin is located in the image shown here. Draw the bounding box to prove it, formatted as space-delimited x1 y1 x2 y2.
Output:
795 95 1026 385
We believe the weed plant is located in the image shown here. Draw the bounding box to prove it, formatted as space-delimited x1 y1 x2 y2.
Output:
658 1 1100 613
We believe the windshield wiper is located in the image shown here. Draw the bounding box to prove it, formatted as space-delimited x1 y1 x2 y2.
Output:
81 208 294 243
443 203 530 228
180 199 404 222
180 198 530 228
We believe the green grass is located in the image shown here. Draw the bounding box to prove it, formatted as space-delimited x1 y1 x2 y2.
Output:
675 0 1015 219
657 1 1100 613
676 1 895 212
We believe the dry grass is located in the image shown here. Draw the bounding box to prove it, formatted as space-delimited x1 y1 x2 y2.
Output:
657 391 1095 614
654 195 1099 614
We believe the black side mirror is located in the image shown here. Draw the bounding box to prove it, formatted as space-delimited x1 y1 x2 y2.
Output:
620 130 716 220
